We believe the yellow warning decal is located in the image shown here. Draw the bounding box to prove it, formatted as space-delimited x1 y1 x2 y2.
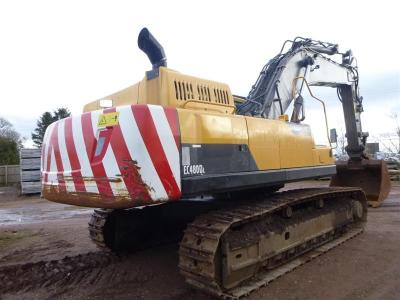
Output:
97 112 120 127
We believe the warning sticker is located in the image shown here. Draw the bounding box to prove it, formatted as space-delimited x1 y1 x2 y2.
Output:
97 112 120 127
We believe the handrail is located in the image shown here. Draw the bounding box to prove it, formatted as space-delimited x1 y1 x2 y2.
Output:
291 76 333 148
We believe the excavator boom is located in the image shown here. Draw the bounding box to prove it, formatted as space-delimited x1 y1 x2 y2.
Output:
237 37 391 206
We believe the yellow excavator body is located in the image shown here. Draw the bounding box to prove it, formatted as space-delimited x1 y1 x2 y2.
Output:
83 66 334 171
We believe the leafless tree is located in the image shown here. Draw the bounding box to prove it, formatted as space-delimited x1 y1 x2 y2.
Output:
0 117 21 145
380 113 400 154
335 127 347 156
391 112 400 153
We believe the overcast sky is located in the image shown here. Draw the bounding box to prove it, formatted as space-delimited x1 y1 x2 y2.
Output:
0 0 399 147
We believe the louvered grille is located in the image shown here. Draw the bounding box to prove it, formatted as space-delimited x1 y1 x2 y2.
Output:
173 79 230 106
174 80 194 101
213 88 229 104
197 85 211 102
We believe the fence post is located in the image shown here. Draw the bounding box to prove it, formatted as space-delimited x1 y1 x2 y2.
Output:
5 165 8 185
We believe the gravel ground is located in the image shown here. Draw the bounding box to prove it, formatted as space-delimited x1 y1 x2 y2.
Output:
0 181 399 300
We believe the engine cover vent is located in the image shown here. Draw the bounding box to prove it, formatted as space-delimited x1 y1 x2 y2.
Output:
214 88 229 104
197 85 211 102
174 80 195 101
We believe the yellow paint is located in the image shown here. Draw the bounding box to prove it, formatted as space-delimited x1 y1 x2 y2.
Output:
279 123 316 168
313 146 334 165
279 114 289 122
97 112 120 128
178 109 248 144
246 117 281 169
178 108 333 170
84 83 140 112
83 67 235 114
83 65 334 171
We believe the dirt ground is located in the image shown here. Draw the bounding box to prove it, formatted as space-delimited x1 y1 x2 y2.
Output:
0 181 399 300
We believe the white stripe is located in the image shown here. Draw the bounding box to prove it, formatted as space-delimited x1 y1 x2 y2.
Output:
117 105 168 201
91 110 102 138
48 147 58 185
58 119 75 192
42 123 55 184
102 146 127 196
148 105 181 190
90 109 125 196
71 114 98 193
42 123 54 172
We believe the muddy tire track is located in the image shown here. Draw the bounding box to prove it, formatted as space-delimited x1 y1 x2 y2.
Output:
0 251 119 294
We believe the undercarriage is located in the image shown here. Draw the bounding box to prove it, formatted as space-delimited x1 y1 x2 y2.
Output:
89 187 367 299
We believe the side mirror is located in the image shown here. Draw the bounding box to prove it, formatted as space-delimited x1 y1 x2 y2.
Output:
330 128 337 144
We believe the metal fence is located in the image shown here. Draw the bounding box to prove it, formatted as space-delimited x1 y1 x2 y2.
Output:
0 165 20 185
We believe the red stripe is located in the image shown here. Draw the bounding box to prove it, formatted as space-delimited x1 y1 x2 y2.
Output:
49 122 66 192
64 117 86 192
44 125 54 183
104 107 152 202
163 107 180 148
81 112 114 198
132 105 181 199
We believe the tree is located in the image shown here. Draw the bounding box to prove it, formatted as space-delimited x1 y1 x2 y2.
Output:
0 117 22 165
32 108 71 148
379 112 400 154
0 117 21 145
53 107 71 120
31 112 54 148
0 138 19 165
390 112 400 154
336 127 347 156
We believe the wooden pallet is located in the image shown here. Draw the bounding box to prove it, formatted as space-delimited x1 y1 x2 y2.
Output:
387 161 400 182
20 148 41 194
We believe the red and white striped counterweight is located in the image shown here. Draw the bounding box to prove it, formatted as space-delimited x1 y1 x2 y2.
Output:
41 104 181 208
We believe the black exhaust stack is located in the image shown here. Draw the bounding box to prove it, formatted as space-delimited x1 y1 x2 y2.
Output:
138 28 167 79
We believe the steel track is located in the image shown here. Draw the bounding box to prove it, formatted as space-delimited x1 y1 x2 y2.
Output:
88 209 110 249
88 187 367 299
179 187 367 299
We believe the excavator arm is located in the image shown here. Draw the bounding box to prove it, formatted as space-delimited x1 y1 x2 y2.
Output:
238 38 390 206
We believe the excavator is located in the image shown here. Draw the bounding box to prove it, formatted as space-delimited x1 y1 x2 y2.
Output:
41 28 391 298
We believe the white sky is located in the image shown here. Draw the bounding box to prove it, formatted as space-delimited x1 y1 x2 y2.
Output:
0 0 399 147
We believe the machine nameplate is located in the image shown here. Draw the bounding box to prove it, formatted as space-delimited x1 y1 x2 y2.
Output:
183 164 205 175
